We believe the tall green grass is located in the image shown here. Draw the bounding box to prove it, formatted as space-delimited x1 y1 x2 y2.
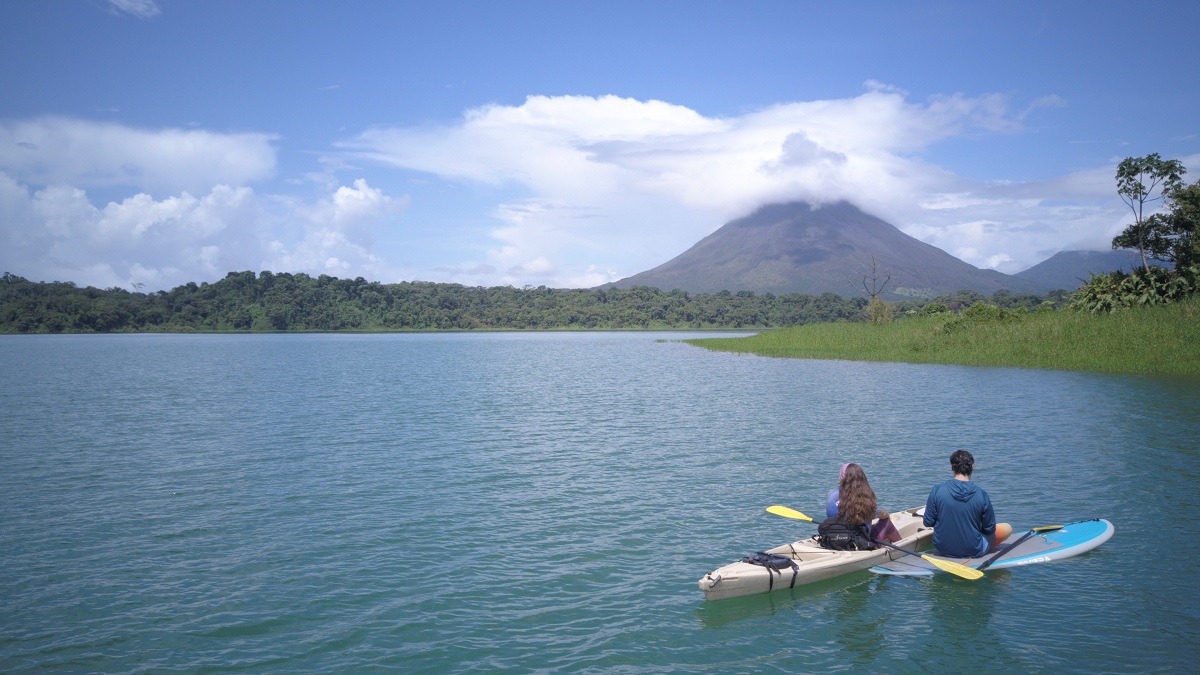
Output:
687 295 1200 375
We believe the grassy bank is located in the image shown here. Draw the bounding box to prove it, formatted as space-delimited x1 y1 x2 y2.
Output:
686 295 1200 375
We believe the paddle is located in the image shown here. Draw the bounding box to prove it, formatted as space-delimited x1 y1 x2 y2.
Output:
975 524 1064 572
765 505 984 580
870 540 984 580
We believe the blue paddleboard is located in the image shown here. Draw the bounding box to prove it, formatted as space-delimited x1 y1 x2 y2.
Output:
871 518 1114 577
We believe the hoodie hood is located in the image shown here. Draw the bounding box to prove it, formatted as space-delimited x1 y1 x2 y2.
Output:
948 479 979 502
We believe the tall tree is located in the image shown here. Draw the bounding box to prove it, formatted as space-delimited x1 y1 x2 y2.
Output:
1161 179 1200 268
1113 153 1186 271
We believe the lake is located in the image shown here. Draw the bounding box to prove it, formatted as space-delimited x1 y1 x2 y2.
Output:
1 332 1197 672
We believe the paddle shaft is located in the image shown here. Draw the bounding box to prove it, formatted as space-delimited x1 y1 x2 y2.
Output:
976 532 1035 572
976 524 1064 572
872 539 926 559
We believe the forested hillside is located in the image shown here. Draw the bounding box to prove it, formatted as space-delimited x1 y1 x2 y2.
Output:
0 271 1060 333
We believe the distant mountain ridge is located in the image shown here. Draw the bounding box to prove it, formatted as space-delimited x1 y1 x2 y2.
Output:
1011 250 1152 289
605 201 1126 297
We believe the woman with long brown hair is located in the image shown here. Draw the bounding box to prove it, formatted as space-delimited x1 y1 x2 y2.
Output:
827 462 901 544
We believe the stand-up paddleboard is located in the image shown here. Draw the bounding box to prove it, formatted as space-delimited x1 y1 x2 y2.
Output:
871 518 1114 577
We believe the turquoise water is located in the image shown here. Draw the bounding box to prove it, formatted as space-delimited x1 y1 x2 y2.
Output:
1 332 1197 673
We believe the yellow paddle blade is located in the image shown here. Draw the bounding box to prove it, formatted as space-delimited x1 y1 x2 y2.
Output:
1032 524 1063 533
921 554 985 580
766 505 814 522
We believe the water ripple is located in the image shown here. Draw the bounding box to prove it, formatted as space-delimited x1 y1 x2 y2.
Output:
1 333 1197 672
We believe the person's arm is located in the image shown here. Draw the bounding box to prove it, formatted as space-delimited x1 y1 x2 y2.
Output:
979 488 996 536
826 488 839 519
922 486 938 527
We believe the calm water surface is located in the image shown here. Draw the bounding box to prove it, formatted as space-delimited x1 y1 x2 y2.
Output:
1 332 1197 673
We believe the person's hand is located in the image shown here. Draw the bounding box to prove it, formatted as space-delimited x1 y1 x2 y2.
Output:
878 510 890 520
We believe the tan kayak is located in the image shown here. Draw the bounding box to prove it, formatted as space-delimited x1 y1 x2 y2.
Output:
698 506 934 601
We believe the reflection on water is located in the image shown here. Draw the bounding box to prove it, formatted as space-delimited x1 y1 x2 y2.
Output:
829 576 889 666
694 572 876 630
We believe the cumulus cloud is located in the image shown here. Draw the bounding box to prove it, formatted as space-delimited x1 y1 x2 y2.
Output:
272 178 409 277
305 178 407 231
338 88 1131 280
0 117 418 291
0 170 408 291
0 117 276 195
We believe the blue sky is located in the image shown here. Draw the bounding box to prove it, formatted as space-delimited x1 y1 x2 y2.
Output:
2 0 1198 292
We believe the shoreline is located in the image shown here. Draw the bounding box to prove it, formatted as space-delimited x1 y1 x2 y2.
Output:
685 296 1200 376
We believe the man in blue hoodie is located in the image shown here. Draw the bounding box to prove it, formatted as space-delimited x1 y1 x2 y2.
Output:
923 450 1012 558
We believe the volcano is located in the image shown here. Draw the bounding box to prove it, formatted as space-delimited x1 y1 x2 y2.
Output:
605 201 1056 297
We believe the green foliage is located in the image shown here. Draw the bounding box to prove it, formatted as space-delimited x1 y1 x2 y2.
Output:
919 302 949 316
942 302 1025 334
899 289 1059 321
0 271 876 333
1161 179 1200 268
1069 265 1198 314
688 295 1200 376
962 302 1005 320
1113 153 1187 270
864 297 894 324
0 271 1074 334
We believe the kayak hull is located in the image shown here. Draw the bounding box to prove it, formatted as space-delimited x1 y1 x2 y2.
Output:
870 518 1114 577
698 506 933 601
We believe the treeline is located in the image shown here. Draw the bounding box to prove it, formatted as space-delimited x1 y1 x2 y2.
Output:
0 271 1066 333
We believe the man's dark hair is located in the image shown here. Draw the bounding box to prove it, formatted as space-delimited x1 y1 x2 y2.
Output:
950 449 974 477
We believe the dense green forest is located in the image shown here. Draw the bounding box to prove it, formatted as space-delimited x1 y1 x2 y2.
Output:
0 271 1066 333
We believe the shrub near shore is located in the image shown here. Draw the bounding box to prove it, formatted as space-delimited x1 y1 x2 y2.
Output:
685 295 1200 376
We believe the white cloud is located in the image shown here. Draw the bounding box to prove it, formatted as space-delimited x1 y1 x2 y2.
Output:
0 118 409 290
108 0 161 19
0 171 408 291
338 88 1129 280
5 97 1195 293
1020 94 1068 120
305 178 407 231
0 117 276 195
343 95 724 204
262 179 408 279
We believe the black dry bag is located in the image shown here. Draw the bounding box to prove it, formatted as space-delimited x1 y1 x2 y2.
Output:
816 516 876 551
